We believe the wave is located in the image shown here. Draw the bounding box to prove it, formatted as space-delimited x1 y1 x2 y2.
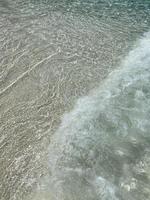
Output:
35 32 150 200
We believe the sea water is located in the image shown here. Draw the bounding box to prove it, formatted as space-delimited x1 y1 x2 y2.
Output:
0 1 150 200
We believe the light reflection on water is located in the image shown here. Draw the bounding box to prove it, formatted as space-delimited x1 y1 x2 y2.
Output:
0 1 150 200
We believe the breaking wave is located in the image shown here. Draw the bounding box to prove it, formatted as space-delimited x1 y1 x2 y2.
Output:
36 32 150 200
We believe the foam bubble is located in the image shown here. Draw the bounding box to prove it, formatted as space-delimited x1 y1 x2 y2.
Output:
34 32 150 200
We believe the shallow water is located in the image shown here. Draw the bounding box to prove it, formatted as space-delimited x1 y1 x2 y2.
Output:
43 32 150 200
0 1 150 200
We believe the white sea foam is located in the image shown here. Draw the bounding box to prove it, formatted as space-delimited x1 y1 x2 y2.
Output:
39 32 150 200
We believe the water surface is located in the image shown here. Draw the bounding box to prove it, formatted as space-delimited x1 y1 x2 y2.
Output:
0 1 150 200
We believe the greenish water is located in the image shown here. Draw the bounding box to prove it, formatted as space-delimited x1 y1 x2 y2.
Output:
0 1 150 200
